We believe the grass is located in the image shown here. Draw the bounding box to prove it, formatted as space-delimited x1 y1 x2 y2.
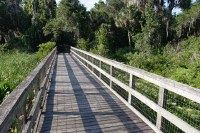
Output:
0 51 39 103
0 41 56 103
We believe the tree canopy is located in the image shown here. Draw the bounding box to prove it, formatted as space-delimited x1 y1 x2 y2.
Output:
0 0 199 54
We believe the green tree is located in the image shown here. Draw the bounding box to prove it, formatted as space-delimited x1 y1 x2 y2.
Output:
107 0 125 17
115 6 142 47
89 1 110 32
44 0 91 45
135 0 165 53
90 0 129 50
77 38 89 51
31 0 56 25
174 2 200 41
165 0 191 41
95 24 110 56
0 0 19 42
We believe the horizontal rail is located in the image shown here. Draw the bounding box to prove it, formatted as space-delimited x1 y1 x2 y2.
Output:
0 47 57 133
71 47 200 133
71 47 200 104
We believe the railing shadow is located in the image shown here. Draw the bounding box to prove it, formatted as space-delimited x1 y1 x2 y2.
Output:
63 53 103 132
70 55 152 132
39 53 153 132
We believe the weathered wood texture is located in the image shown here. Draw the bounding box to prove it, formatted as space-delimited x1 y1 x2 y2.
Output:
36 53 154 133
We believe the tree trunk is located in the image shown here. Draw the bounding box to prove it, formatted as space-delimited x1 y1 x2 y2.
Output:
128 30 131 47
13 0 21 27
166 20 169 40
166 0 174 41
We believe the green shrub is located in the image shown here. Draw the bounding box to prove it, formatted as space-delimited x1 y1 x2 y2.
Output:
0 81 11 103
171 68 195 85
77 38 89 51
37 41 56 60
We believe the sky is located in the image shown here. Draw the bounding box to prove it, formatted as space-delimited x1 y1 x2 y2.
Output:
172 0 196 14
56 0 196 12
56 0 106 11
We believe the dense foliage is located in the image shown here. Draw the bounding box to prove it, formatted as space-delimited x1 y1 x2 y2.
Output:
0 0 56 102
0 0 56 51
43 0 91 46
114 35 200 88
75 0 200 89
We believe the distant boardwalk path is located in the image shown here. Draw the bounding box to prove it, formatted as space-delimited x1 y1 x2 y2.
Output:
36 53 154 133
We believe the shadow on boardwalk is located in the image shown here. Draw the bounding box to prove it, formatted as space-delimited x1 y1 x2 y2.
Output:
38 53 154 133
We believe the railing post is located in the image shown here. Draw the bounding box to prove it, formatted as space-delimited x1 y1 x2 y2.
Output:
86 55 89 67
99 61 102 78
156 87 168 130
128 74 135 104
110 65 113 88
14 102 27 132
92 57 94 72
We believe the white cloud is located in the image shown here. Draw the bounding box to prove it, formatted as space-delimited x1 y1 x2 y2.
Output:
56 0 106 11
80 0 103 10
56 0 61 4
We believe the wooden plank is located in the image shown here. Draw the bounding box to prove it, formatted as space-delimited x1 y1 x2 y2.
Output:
36 54 154 133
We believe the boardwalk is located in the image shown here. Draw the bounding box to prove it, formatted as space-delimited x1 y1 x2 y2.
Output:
36 53 154 133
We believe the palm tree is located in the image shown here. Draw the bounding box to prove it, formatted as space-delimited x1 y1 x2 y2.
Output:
115 6 141 47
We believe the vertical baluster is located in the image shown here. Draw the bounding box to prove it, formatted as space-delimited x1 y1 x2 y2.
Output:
17 102 27 132
156 87 168 130
45 59 49 89
99 61 102 78
110 65 113 88
86 55 89 67
128 74 136 104
92 57 94 72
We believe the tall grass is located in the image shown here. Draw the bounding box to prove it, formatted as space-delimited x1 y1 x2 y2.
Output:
0 51 39 103
0 41 56 103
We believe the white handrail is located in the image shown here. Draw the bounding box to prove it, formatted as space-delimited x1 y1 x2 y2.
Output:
71 47 200 133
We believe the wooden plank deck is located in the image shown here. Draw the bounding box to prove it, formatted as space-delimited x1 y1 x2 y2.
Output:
36 53 155 133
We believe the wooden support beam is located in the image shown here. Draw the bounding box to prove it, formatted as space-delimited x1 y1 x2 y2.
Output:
92 57 94 72
110 65 113 88
99 61 102 78
156 87 168 130
128 74 136 104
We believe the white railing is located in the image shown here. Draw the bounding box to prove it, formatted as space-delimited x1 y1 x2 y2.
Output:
71 47 200 133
